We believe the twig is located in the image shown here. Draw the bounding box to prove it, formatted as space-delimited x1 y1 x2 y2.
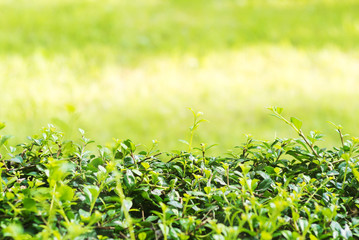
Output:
142 152 163 161
167 155 180 163
94 226 116 230
332 159 346 165
299 130 319 158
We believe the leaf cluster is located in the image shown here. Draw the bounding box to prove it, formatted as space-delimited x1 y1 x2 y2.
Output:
1 112 359 239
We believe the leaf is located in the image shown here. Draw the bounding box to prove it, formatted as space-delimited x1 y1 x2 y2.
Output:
309 234 318 240
63 222 89 239
261 231 272 240
341 224 353 239
256 171 271 180
257 179 273 192
281 230 292 240
122 139 136 152
78 128 85 135
250 179 259 192
96 165 108 182
23 198 37 212
2 223 24 238
159 223 169 237
151 188 162 196
298 218 308 233
89 157 104 169
264 166 275 174
0 122 5 130
204 186 211 194
0 135 12 148
276 107 283 114
141 162 150 170
9 156 23 164
172 165 183 176
83 185 100 206
47 160 75 185
342 153 350 162
214 177 226 186
167 200 183 209
326 170 339 176
57 185 75 202
179 139 189 145
122 198 133 212
138 232 147 240
124 156 134 166
290 117 302 130
328 121 342 130
330 221 342 232
79 209 91 223
146 215 159 222
123 169 136 189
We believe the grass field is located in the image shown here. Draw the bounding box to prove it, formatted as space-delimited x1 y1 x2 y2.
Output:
1 0 359 154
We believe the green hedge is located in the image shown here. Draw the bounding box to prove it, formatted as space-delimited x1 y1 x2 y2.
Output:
1 109 359 239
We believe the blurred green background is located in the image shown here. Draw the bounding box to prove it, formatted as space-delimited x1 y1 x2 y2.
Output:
1 0 359 154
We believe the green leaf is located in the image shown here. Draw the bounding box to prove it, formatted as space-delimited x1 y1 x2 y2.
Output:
89 157 104 169
179 139 189 145
0 122 5 131
141 162 150 170
23 198 37 212
330 221 342 232
281 230 300 240
138 232 147 240
122 198 133 212
167 200 183 209
281 231 292 240
78 128 85 135
79 209 91 223
89 211 102 226
47 160 75 185
204 186 211 194
57 185 75 202
9 156 23 164
257 179 273 192
264 166 275 174
341 224 352 239
146 215 159 222
172 165 183 176
63 222 89 239
83 185 100 206
351 165 359 182
0 135 12 148
276 107 283 114
290 117 302 130
124 156 134 166
309 234 318 240
250 179 259 191
2 223 24 238
124 169 136 189
298 218 308 233
122 139 136 152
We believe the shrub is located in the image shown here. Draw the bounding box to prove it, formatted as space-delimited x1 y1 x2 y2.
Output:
0 108 359 239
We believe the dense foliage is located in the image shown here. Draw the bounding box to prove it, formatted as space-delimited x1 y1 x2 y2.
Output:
1 108 359 239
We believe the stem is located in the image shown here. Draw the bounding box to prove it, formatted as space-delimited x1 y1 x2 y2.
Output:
48 183 57 227
270 108 320 158
189 130 194 153
299 130 320 158
226 168 230 186
343 162 349 189
338 128 345 148
115 171 135 240
141 152 163 161
163 212 168 240
305 177 330 204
